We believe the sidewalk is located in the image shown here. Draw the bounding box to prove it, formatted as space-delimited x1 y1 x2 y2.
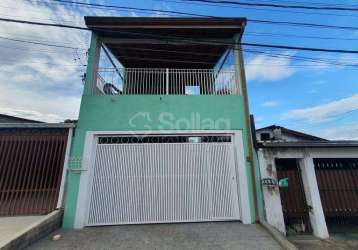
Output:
0 211 61 250
27 222 282 250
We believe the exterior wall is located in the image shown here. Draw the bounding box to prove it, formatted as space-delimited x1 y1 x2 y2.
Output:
257 149 286 234
62 33 256 228
258 147 358 239
252 150 266 221
299 156 329 239
76 95 247 131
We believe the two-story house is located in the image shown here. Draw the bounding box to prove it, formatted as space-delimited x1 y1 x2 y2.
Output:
63 17 260 229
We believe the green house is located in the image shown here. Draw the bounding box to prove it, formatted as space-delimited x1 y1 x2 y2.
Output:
63 16 260 228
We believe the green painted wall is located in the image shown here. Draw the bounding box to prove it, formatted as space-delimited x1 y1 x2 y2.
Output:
77 95 246 130
63 95 255 227
62 33 257 228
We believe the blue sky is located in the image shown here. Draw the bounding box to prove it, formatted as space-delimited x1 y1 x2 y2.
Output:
0 0 357 139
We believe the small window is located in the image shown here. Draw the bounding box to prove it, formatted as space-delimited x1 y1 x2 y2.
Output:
260 133 271 141
185 86 200 95
188 137 201 143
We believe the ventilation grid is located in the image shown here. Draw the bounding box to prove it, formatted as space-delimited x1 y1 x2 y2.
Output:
98 135 232 144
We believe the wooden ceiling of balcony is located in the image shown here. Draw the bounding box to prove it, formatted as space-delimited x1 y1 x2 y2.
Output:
85 17 246 69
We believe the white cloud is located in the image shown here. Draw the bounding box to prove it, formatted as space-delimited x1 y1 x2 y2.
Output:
245 51 296 82
0 0 117 122
302 54 358 72
282 94 358 123
310 124 358 140
0 81 80 122
261 101 280 107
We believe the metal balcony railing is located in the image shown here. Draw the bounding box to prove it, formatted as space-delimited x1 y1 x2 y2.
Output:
93 68 239 96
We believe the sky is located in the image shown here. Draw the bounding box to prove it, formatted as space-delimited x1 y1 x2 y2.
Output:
0 0 358 139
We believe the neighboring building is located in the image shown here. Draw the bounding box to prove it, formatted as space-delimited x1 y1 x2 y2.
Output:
0 113 42 123
256 125 326 142
63 17 262 229
256 125 358 239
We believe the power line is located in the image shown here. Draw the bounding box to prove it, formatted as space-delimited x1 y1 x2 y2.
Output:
180 0 358 12
1 31 355 68
0 58 85 67
41 0 358 31
1 24 352 67
242 42 358 54
1 27 356 69
118 46 358 67
37 0 358 46
0 31 85 46
2 17 358 55
0 17 88 30
155 0 358 18
44 0 209 17
0 43 86 55
245 32 358 41
0 35 86 50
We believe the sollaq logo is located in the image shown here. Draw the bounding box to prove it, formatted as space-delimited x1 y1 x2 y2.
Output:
128 112 231 136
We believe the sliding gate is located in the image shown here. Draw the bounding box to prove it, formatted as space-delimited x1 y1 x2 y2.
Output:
0 128 68 216
86 135 241 225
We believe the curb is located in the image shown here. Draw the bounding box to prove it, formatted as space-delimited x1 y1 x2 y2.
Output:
260 220 298 250
1 210 63 250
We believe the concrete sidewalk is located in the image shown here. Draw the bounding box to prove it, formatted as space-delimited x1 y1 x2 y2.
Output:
289 234 358 250
0 216 45 248
27 222 282 250
0 211 62 250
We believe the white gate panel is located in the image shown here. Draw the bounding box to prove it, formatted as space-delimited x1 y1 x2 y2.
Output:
87 142 240 226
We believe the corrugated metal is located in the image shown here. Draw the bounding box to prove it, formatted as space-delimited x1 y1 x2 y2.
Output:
87 142 240 225
315 158 358 219
0 129 68 216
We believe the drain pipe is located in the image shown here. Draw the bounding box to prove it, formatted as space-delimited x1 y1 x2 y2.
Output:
234 34 259 222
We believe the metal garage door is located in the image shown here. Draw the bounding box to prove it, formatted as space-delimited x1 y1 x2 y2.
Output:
86 135 240 225
314 158 358 227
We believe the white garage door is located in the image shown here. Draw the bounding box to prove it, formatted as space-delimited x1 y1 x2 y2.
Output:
86 135 240 226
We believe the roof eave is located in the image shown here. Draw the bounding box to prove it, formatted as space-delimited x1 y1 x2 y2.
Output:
258 141 358 148
0 123 76 129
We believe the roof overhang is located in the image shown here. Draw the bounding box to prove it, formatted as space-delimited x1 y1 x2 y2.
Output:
0 123 75 129
258 141 358 149
85 17 246 68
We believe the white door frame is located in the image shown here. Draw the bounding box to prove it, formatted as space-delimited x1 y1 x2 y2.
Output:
74 130 251 228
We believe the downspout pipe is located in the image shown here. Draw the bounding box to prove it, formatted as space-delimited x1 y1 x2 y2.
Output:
234 30 259 222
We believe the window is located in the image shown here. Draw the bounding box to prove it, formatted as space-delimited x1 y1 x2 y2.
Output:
260 133 271 141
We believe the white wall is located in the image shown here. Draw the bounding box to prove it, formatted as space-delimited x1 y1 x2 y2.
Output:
257 149 286 234
258 146 358 239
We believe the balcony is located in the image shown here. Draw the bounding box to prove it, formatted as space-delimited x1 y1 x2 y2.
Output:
94 68 239 96
85 17 246 98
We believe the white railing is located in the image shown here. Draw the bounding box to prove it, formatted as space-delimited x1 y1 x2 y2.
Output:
94 68 239 95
